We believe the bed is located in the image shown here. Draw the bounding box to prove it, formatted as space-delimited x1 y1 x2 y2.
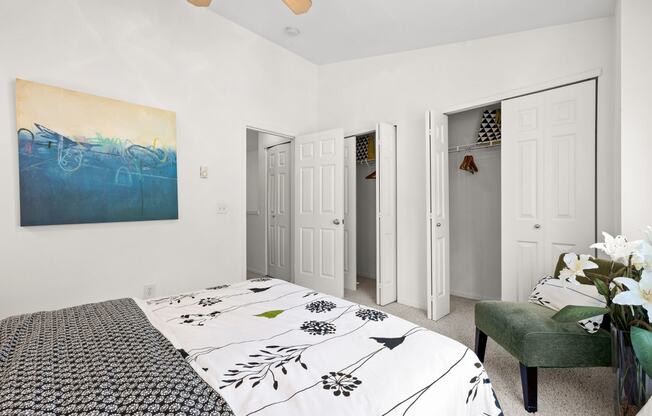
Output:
0 278 503 415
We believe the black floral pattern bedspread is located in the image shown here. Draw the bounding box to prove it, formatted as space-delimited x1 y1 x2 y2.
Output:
142 279 503 416
0 298 233 415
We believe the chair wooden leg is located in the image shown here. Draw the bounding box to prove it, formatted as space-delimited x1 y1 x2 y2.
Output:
474 328 487 363
519 363 538 413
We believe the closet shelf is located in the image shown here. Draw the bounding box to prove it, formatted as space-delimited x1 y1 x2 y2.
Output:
357 159 376 166
448 139 501 153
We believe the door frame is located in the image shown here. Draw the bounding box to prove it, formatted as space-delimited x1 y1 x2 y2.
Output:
242 124 294 282
426 75 600 319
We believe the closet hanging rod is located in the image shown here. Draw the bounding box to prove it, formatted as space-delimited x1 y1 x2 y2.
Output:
448 139 501 153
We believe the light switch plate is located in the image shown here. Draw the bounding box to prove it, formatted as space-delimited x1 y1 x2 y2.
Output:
200 166 208 178
143 284 156 299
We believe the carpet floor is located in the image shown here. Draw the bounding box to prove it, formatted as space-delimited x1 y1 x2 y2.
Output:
345 278 613 416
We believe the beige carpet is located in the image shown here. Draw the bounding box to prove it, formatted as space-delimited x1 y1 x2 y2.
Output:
345 278 613 416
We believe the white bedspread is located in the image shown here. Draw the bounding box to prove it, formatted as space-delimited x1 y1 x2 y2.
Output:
137 278 502 416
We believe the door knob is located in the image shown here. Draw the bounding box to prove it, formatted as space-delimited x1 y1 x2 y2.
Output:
333 219 341 225
534 224 541 229
436 222 442 227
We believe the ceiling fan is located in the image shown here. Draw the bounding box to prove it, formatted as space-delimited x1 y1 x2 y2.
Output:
187 0 312 15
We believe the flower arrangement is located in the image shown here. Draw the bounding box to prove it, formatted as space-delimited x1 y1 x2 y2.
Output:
553 228 652 415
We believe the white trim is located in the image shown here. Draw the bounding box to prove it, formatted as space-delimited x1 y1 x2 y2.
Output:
357 272 376 279
247 124 295 140
443 68 603 115
450 290 498 301
247 267 266 277
242 123 295 284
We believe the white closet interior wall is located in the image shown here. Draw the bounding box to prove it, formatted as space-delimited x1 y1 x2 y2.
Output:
246 130 264 275
448 105 501 300
356 151 377 280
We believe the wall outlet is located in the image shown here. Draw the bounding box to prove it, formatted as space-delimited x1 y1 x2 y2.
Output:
143 284 157 299
217 202 228 214
200 166 208 179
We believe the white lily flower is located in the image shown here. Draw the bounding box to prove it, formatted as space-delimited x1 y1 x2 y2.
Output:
644 226 652 246
632 240 652 270
559 253 599 285
590 231 642 263
613 270 652 321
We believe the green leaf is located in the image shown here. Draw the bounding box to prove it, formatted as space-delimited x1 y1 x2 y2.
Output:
632 327 652 377
584 271 611 283
589 276 610 298
551 305 609 322
255 310 285 319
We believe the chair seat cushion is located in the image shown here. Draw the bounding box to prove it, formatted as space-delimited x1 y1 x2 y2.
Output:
475 301 612 368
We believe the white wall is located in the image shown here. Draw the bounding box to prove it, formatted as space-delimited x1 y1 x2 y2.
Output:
0 0 319 318
448 106 501 300
317 18 617 309
619 0 652 238
1 2 620 317
356 163 377 279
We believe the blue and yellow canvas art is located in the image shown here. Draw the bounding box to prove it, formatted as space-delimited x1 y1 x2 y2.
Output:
16 79 178 226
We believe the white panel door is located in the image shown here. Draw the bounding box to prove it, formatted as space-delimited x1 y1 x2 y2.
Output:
426 112 450 320
376 123 397 305
344 137 357 291
502 80 596 302
294 129 345 297
267 143 291 281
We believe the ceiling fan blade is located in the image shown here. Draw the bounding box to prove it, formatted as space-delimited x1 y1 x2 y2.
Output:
282 0 312 15
187 0 212 6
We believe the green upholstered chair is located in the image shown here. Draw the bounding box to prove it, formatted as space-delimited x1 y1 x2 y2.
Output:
474 255 620 413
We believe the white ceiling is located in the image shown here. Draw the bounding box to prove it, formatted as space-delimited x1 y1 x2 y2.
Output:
210 0 616 65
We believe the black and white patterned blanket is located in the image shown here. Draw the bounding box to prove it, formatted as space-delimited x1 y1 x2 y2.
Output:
142 279 503 416
0 298 233 416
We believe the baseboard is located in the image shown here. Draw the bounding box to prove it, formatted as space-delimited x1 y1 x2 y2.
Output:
247 267 266 276
450 289 498 301
357 272 376 280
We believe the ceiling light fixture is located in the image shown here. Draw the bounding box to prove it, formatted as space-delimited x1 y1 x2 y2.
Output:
284 26 301 37
282 0 312 15
187 0 212 6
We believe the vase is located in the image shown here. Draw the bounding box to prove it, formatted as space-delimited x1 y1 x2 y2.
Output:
612 326 648 416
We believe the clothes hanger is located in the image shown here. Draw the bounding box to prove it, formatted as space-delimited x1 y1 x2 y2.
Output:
459 154 472 173
459 153 478 174
468 153 479 173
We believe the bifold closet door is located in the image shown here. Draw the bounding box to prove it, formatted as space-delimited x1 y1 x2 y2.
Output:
376 123 398 306
293 129 345 298
501 80 596 302
425 112 450 320
267 143 292 281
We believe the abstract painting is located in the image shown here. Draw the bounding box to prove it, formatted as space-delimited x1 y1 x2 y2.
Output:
16 79 178 226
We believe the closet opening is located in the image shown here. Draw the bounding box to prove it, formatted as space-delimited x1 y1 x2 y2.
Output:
448 104 502 301
246 128 293 282
345 132 377 300
344 124 398 306
426 79 598 320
